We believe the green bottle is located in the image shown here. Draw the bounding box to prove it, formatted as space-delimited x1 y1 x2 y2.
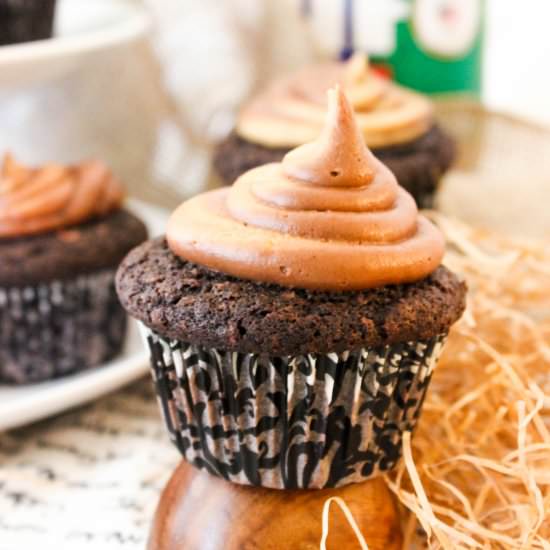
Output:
372 0 484 96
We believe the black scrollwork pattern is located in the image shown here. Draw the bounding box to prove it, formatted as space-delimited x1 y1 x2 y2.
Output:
145 328 446 489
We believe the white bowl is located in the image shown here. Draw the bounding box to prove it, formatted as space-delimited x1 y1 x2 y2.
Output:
0 0 150 89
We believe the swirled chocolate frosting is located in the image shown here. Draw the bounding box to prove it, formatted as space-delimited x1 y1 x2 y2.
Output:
0 154 124 238
237 54 433 149
168 87 444 291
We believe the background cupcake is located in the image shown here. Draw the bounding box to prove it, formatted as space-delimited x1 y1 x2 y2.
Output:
0 0 56 45
117 88 465 489
0 154 148 384
213 54 455 209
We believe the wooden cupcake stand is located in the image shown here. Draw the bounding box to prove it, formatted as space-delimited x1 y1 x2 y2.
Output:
148 461 402 549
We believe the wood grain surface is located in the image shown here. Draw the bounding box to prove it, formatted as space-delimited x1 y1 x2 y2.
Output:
149 461 402 550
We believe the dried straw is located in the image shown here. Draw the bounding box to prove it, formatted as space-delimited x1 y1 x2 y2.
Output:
385 213 550 549
321 497 369 550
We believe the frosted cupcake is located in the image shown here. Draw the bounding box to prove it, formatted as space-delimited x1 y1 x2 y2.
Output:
0 0 56 45
214 55 455 208
117 88 465 489
0 155 147 383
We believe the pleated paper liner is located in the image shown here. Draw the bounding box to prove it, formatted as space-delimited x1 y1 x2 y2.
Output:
142 324 447 489
0 269 127 384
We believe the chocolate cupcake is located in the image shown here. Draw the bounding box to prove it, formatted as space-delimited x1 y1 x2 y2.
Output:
117 88 466 489
214 55 455 209
0 0 56 45
0 155 148 384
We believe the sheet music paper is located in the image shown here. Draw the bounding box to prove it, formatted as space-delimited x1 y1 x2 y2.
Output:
0 380 178 550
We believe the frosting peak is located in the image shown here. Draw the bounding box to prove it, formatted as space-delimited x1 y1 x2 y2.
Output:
0 154 124 238
344 53 369 85
282 86 375 188
167 88 445 291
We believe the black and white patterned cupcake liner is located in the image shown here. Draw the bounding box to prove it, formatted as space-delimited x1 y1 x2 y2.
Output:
0 269 127 384
142 325 447 489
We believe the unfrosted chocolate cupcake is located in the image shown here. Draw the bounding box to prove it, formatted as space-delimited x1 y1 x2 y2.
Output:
117 88 465 489
213 55 454 209
0 155 148 384
0 0 56 45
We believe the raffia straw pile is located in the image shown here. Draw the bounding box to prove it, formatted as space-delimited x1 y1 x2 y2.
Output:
384 213 550 549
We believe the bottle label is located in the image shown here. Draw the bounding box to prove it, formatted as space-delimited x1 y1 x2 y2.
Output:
298 0 484 95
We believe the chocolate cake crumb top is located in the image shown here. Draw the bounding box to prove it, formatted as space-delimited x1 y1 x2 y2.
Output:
117 238 466 356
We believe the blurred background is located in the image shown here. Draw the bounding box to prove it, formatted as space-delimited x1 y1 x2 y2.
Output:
0 0 549 212
1 3 549 547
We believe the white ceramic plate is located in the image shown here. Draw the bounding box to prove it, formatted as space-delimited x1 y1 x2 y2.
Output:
0 0 150 89
0 199 168 432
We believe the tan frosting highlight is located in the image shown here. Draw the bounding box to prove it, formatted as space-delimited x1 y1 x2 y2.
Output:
0 154 124 238
167 87 444 291
237 54 433 149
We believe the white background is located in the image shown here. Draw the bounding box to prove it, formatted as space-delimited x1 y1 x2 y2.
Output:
485 0 550 123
